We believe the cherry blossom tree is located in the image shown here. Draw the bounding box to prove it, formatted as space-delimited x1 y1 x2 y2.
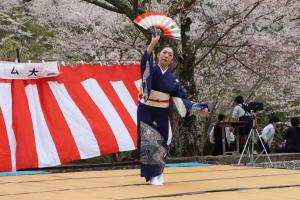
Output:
20 0 145 63
73 0 299 155
0 3 54 61
3 0 300 155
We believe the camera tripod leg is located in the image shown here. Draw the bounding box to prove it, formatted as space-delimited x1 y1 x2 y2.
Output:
254 150 264 163
238 128 273 166
254 129 273 167
238 130 253 165
250 129 255 163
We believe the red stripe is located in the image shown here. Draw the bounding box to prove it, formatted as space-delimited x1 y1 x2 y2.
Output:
37 80 81 163
58 64 141 83
12 81 38 170
123 80 139 106
157 24 174 38
0 64 141 84
134 12 167 23
0 107 12 171
98 80 137 147
64 81 119 155
148 98 170 103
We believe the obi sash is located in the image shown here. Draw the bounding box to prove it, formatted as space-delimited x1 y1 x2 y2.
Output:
139 89 170 108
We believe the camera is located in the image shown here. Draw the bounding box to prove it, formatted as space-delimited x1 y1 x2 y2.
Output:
248 102 264 112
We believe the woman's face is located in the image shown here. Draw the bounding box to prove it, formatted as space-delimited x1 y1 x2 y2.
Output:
158 47 174 68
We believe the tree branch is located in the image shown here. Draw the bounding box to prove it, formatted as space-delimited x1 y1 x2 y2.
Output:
243 0 263 19
194 2 252 51
104 0 136 19
233 55 267 79
128 0 138 11
169 0 197 16
195 1 262 65
217 47 270 81
195 21 241 66
81 0 121 14
206 44 245 69
200 43 251 48
245 77 265 102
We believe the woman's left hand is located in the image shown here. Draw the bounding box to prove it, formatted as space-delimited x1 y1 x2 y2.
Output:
200 108 209 116
189 103 210 116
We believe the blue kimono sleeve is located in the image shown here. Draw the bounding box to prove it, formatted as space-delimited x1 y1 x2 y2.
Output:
140 50 154 102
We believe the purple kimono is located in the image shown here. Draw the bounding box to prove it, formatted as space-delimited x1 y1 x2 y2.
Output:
137 51 196 180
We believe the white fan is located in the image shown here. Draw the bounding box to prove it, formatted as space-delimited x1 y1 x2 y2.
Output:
134 12 181 40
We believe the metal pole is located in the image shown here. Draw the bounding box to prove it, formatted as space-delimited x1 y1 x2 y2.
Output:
16 48 21 63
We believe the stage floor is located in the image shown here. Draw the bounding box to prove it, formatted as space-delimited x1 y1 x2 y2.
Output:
0 165 300 199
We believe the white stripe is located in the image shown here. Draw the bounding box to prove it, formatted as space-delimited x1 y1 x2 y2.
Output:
48 81 100 159
167 118 172 145
82 79 135 151
134 80 141 90
111 81 137 124
0 83 16 171
25 85 61 167
138 18 150 29
172 97 187 117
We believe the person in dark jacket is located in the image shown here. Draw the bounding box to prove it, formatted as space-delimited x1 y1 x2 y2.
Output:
209 114 235 155
276 117 300 153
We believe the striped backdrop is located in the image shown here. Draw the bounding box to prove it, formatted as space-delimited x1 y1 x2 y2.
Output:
0 64 141 172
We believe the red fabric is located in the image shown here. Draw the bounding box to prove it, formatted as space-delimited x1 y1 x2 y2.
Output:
0 64 141 172
37 82 80 163
0 108 12 171
12 81 39 170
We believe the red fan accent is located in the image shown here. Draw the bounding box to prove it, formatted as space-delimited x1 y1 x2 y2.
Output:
134 12 181 40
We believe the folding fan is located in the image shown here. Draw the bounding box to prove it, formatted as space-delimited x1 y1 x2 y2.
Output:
134 12 181 40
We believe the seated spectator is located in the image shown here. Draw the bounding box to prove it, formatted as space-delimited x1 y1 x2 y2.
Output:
276 117 300 153
209 114 235 155
258 115 280 153
225 127 235 151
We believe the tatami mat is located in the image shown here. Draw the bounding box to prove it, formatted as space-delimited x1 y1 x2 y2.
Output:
0 165 299 199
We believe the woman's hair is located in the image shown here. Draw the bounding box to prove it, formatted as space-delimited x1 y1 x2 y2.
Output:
234 96 244 104
158 46 174 59
291 117 299 127
158 45 174 54
218 113 226 121
269 115 279 124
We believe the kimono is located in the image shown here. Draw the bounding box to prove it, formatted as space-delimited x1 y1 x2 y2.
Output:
137 51 195 180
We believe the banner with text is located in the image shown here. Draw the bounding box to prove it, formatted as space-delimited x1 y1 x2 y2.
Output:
0 61 59 79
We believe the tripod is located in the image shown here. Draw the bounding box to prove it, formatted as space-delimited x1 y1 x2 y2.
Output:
237 112 273 167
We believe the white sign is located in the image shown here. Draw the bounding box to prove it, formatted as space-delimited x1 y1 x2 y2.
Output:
0 61 60 79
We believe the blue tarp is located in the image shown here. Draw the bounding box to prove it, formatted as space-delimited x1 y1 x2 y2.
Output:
165 162 209 168
0 171 48 176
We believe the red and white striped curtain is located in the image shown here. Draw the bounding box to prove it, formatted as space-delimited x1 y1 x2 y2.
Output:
0 64 141 172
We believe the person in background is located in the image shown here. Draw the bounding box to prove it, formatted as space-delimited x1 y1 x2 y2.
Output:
209 114 235 155
276 117 300 153
232 95 251 151
258 115 280 153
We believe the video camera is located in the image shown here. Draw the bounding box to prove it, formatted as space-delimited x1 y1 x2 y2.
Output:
247 102 264 113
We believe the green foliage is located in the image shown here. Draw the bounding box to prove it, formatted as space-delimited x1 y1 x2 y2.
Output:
0 5 54 61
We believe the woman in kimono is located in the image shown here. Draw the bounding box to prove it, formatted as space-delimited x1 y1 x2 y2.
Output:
137 31 209 186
